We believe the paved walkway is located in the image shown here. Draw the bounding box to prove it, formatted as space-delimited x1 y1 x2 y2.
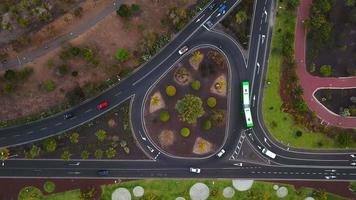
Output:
295 0 356 128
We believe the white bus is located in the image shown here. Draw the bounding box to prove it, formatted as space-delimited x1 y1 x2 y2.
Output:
242 81 250 107
244 107 254 128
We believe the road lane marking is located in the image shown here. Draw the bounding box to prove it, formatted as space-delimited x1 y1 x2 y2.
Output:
13 134 20 137
55 122 62 126
85 109 92 113
40 127 48 131
26 131 34 135
115 91 122 97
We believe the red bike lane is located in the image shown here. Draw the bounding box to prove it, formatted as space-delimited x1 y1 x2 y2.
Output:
294 0 356 128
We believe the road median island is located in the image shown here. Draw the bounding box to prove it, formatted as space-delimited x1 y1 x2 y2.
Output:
261 0 354 149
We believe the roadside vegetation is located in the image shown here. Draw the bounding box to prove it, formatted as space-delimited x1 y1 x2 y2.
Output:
306 0 356 77
263 0 356 148
221 0 254 49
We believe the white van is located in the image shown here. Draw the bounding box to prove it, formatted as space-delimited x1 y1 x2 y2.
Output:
262 148 276 159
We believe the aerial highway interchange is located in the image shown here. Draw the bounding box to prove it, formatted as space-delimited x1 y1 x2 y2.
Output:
0 0 355 181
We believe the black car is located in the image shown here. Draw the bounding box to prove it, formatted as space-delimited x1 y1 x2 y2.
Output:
97 170 109 176
63 112 74 119
209 3 217 10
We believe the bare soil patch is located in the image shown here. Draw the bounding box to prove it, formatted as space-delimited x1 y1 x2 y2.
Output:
144 47 229 158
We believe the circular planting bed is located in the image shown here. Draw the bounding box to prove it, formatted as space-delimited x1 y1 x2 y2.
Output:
144 47 229 157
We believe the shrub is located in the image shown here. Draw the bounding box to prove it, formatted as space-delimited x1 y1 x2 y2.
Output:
131 4 140 14
61 150 72 161
191 80 201 90
210 109 225 126
25 145 40 159
41 80 56 92
106 147 117 158
43 181 55 193
115 48 129 62
94 149 103 159
18 186 43 200
159 111 170 122
57 64 68 75
0 148 10 160
180 127 190 137
336 132 352 147
165 85 176 96
95 129 107 142
295 130 303 137
207 97 217 108
202 119 212 130
71 71 78 77
117 4 131 18
4 69 16 81
175 94 205 124
69 46 81 56
81 150 90 159
42 138 57 152
319 65 332 77
69 132 79 144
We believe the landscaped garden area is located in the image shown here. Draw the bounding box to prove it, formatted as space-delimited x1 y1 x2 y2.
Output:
306 0 356 77
3 100 147 160
144 47 229 157
315 88 356 117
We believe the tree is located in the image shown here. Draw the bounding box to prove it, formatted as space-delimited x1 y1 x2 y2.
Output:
345 0 355 7
43 181 56 193
69 132 80 144
117 4 131 18
175 94 205 124
210 109 225 126
80 187 97 200
235 10 247 24
180 127 190 137
207 97 217 108
61 150 72 161
42 138 57 152
80 150 90 159
191 80 201 91
95 129 107 142
131 4 140 14
94 149 103 159
336 132 352 147
81 48 94 61
69 46 81 56
159 111 170 122
4 69 16 81
57 64 68 76
73 7 83 18
0 148 10 161
191 51 204 64
115 48 129 62
319 65 332 77
26 145 41 159
165 85 176 96
287 0 300 10
106 147 117 158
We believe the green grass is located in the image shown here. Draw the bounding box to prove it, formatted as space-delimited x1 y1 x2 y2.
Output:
262 1 352 149
101 179 345 200
42 189 80 200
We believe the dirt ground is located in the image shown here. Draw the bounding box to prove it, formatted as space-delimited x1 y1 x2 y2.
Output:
307 1 356 77
144 48 228 158
0 0 196 121
314 88 356 116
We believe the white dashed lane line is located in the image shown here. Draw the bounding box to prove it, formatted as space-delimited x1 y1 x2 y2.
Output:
55 122 62 126
40 127 48 131
13 134 20 138
85 109 92 113
26 131 34 135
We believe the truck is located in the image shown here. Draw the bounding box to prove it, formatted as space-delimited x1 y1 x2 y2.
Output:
262 148 276 159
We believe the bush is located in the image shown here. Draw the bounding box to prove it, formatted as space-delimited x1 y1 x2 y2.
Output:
207 97 217 108
41 80 56 92
106 147 117 158
43 181 55 193
81 150 90 159
295 130 303 137
159 111 170 122
95 129 107 142
175 94 205 124
165 85 176 96
115 48 129 62
25 145 40 159
131 4 140 14
61 150 72 161
117 4 131 18
71 71 78 77
180 127 190 137
210 109 226 126
319 65 332 77
69 132 79 144
42 138 57 152
191 80 201 90
18 186 43 200
94 149 103 159
336 132 352 147
202 119 212 130
4 69 16 81
57 64 68 76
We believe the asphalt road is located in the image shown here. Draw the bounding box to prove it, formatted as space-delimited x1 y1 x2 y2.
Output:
0 0 355 180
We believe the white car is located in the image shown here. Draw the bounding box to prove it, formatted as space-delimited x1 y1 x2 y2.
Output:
325 176 336 180
351 163 356 166
190 167 201 174
178 46 189 55
217 149 226 157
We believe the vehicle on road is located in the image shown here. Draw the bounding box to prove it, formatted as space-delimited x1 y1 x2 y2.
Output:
262 148 276 159
208 3 217 10
178 46 189 55
189 167 201 174
242 81 254 127
216 4 227 17
244 108 254 128
96 101 109 110
351 163 356 166
64 112 74 120
217 149 226 157
325 176 336 179
351 154 355 158
206 20 214 28
97 170 109 176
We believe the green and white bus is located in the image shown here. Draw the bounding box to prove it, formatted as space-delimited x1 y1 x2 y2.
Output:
242 81 253 128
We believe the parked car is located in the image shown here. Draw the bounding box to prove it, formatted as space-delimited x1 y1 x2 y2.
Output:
189 167 201 174
97 170 109 176
63 112 74 119
96 101 109 110
206 20 214 28
178 46 189 55
217 149 226 157
208 3 217 10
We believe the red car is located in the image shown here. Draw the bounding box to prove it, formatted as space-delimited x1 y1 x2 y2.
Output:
96 101 109 110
